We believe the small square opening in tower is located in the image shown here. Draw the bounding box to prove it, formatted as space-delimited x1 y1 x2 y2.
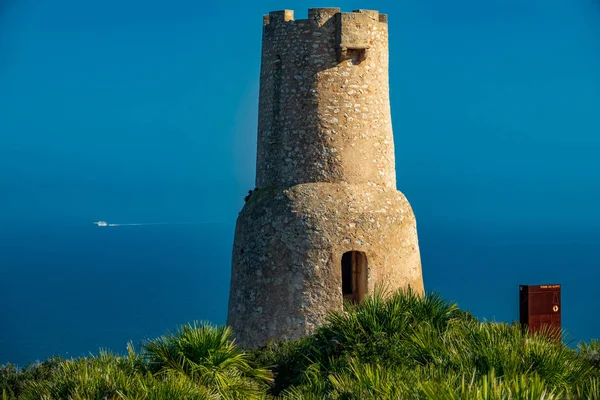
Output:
341 251 368 304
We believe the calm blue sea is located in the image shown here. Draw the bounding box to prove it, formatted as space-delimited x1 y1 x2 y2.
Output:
1 218 598 366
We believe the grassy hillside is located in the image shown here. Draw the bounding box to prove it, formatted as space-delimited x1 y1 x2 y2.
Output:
2 289 599 399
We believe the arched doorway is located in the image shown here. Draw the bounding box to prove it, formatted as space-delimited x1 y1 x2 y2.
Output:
341 251 367 304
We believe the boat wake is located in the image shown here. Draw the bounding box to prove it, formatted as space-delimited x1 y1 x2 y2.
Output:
94 221 199 227
107 222 169 227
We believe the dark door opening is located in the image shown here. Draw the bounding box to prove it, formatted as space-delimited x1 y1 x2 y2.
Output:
341 251 367 304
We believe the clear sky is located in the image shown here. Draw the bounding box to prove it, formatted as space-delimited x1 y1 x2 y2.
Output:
1 0 599 363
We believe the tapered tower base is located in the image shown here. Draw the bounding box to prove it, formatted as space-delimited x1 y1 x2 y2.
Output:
227 183 423 348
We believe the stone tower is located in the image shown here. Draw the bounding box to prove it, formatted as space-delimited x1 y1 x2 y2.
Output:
227 8 424 348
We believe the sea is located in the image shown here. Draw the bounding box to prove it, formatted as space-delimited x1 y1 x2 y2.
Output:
1 219 599 366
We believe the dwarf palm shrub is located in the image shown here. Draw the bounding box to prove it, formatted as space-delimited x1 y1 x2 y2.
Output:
0 364 21 399
436 319 591 389
579 340 600 371
278 362 564 399
143 321 272 399
9 328 272 400
118 373 219 400
419 370 559 400
2 290 598 399
0 356 63 399
256 287 470 392
249 337 315 395
256 288 598 398
20 344 146 400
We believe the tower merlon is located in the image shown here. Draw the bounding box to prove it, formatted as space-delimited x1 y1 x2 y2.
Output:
335 11 377 61
351 9 380 20
308 8 341 24
264 10 295 25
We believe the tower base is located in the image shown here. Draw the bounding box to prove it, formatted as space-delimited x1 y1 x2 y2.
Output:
227 182 424 348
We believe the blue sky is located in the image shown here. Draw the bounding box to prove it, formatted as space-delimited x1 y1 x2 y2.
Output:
1 0 599 362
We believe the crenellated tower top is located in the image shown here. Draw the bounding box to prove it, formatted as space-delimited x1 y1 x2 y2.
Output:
263 8 388 25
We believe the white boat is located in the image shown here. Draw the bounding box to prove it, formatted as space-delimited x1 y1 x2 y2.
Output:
94 221 108 227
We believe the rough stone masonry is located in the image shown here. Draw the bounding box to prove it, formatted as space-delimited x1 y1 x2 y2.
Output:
227 8 424 348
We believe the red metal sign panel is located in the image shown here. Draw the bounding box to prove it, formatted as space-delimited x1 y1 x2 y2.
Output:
519 284 561 336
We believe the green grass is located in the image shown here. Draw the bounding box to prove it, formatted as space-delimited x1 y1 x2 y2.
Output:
2 290 598 399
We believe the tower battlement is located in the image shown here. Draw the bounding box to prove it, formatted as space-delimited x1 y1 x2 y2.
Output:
263 9 387 60
263 9 387 26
